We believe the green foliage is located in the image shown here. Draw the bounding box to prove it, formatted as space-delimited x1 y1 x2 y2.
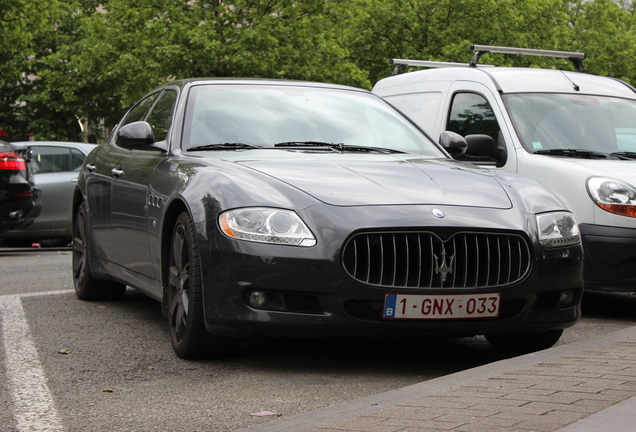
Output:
346 0 576 84
3 0 636 140
64 0 371 127
569 0 636 82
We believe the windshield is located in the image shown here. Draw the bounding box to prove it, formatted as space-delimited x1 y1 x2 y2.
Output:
182 84 443 157
503 93 636 154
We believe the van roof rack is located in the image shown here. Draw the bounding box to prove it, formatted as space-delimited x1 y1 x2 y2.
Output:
470 45 586 73
390 45 587 75
390 59 495 75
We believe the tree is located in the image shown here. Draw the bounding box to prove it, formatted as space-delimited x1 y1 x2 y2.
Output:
4 0 636 140
569 0 636 82
0 0 58 140
345 0 576 85
48 0 371 132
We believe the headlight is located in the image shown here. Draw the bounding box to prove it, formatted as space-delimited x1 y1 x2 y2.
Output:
587 177 636 217
536 212 580 248
219 208 316 247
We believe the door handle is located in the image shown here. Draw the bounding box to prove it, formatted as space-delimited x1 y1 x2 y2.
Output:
86 163 96 172
111 168 124 178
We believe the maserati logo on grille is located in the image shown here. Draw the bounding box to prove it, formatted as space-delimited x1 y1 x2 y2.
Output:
434 246 455 282
432 208 445 218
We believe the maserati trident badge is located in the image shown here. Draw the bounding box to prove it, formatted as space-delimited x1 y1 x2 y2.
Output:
434 245 455 282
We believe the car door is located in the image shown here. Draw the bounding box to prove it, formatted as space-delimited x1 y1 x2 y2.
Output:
109 89 177 285
445 82 518 171
85 93 160 261
29 145 87 234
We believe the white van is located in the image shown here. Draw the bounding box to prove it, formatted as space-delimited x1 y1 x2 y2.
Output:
373 45 636 293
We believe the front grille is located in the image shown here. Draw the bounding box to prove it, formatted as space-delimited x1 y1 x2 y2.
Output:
342 231 532 289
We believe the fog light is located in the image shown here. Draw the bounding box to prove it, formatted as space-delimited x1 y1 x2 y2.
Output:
248 291 267 308
558 290 574 307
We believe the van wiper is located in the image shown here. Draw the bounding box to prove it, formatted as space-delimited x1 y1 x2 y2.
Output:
188 143 263 151
610 151 636 160
274 141 406 154
534 149 612 159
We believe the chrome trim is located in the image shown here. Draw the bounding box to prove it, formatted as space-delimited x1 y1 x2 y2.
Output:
342 231 532 289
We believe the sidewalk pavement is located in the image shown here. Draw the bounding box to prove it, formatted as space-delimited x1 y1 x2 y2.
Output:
236 326 636 432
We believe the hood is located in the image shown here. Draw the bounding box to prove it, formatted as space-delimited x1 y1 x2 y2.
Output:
230 152 512 208
560 159 636 185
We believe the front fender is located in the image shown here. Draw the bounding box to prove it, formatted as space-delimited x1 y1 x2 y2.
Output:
494 171 569 215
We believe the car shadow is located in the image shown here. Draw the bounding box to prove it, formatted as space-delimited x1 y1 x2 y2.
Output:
581 291 636 321
104 289 515 378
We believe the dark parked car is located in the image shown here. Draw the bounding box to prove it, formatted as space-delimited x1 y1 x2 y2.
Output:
0 140 41 232
73 79 584 359
1 141 97 246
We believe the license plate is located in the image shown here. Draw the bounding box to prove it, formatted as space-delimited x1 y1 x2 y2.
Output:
383 293 500 320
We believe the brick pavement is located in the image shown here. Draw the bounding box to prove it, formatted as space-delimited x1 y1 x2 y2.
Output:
236 326 636 432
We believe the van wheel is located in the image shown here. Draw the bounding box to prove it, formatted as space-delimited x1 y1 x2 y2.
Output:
485 329 563 353
72 202 126 301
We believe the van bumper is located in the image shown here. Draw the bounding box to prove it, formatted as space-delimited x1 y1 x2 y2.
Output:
580 224 636 292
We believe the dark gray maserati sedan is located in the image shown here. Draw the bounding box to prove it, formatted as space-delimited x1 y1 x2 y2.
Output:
73 78 583 359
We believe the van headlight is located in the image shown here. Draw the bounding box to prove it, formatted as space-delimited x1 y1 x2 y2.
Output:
587 177 636 218
219 208 316 247
536 211 580 248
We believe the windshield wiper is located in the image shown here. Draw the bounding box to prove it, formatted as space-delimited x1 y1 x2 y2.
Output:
274 141 406 154
610 151 636 160
339 145 406 154
534 149 613 159
188 143 263 151
275 141 343 149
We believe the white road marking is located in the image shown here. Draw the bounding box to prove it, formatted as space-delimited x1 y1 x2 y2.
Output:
1 290 74 431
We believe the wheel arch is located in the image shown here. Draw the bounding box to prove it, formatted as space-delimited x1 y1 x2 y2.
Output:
160 197 190 317
72 187 85 229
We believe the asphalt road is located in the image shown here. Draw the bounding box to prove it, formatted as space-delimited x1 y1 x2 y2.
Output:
1 248 635 432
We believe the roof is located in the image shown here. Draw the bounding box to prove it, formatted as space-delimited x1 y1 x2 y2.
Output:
162 77 369 94
379 66 636 98
484 68 636 97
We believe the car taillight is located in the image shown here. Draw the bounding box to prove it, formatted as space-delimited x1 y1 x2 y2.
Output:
0 151 27 171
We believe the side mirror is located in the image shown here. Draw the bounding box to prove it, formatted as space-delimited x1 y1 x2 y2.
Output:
23 147 33 162
465 134 507 167
117 121 155 148
439 131 468 156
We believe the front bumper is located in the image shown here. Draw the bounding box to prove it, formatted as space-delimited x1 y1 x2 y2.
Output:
580 223 636 292
198 229 583 339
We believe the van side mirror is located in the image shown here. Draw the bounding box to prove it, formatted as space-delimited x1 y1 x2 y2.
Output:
464 134 507 167
439 131 468 156
117 121 155 148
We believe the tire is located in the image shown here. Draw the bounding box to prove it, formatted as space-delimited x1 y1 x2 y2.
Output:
167 212 235 359
72 202 126 301
485 329 563 353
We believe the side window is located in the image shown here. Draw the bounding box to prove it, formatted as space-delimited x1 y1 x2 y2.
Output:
447 93 500 141
121 93 159 128
31 147 71 173
146 90 177 142
447 93 502 164
71 149 86 171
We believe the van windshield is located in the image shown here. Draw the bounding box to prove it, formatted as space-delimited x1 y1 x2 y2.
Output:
503 93 636 154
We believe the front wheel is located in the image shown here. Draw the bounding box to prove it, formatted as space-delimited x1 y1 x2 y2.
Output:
485 329 563 353
72 201 126 301
167 212 235 359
